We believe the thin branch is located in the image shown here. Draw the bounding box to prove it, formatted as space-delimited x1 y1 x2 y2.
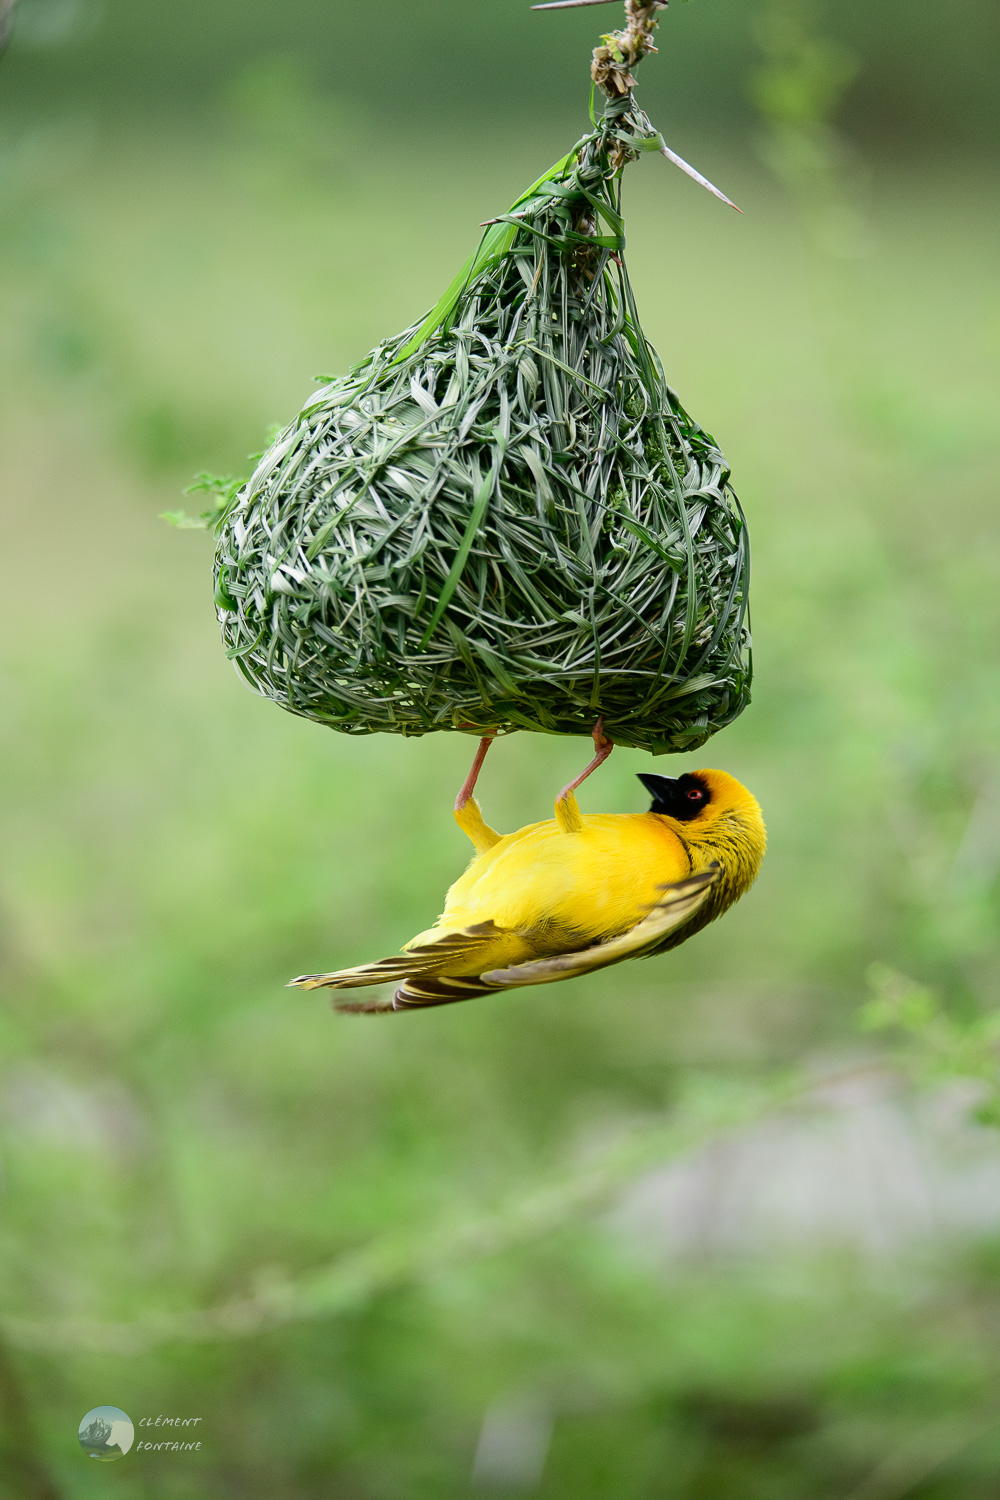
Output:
0 1064 893 1357
532 0 740 211
840 1415 1000 1500
0 0 17 58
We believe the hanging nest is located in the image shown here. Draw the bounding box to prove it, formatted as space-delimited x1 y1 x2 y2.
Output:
214 73 751 754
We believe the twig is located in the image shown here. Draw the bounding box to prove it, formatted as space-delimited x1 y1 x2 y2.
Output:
533 0 741 210
839 1415 1000 1500
0 1064 893 1357
0 0 17 58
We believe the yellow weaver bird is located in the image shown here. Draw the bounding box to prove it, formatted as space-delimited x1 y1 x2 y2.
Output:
289 724 765 1011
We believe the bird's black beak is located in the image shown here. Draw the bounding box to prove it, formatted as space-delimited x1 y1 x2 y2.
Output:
637 771 711 822
637 773 679 814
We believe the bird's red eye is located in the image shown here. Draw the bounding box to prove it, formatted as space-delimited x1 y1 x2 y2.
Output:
639 773 710 821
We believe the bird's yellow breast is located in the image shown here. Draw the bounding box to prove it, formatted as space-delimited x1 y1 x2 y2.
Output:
431 812 690 943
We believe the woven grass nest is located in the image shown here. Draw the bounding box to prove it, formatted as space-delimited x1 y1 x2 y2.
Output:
214 89 751 755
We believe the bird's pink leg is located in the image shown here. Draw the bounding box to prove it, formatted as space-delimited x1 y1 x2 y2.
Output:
455 735 495 812
556 717 614 806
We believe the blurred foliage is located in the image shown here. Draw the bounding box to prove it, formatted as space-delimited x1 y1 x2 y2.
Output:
0 0 999 1495
163 471 258 532
862 965 1000 1127
750 0 869 259
2 0 999 148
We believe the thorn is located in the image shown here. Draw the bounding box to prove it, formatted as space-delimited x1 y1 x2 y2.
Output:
531 0 630 9
479 210 529 227
659 143 742 213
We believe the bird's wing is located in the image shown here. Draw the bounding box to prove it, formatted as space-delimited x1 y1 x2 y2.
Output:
293 869 718 1013
337 972 505 1013
287 920 505 992
479 867 719 990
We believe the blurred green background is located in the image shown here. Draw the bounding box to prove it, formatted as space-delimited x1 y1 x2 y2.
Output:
1 0 999 1494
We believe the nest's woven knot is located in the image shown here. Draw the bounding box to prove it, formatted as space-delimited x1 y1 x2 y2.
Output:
591 0 667 100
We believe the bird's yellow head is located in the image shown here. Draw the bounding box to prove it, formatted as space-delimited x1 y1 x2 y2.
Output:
637 768 766 937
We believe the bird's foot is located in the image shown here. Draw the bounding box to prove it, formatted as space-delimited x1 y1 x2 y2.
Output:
555 717 614 808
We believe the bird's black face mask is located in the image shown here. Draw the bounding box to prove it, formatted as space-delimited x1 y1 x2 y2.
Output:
637 773 711 821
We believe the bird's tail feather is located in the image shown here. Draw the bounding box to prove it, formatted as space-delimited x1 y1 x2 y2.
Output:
331 995 399 1014
287 920 505 992
289 953 439 991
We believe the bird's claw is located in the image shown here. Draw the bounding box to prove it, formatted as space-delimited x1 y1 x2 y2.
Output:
591 715 613 755
556 716 615 807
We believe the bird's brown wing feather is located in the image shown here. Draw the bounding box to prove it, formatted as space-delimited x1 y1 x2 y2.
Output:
293 869 718 1014
339 973 504 1013
287 921 504 992
479 867 719 990
380 870 718 1009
